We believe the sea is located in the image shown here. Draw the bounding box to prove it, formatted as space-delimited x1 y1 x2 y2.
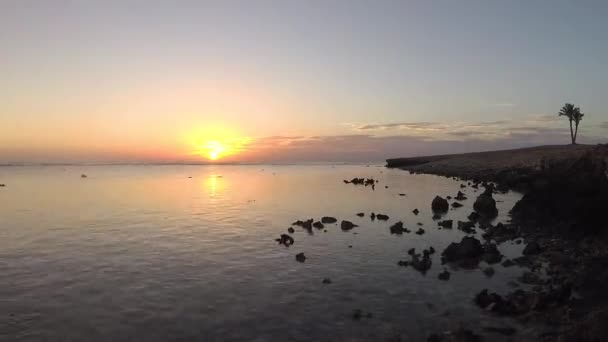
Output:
0 165 537 341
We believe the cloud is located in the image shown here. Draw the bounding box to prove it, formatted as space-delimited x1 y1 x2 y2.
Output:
485 103 515 107
356 122 447 131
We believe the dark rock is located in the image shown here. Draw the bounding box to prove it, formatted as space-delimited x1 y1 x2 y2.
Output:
432 213 442 220
0 184 5 187
397 260 409 267
438 220 453 229
295 252 306 262
352 309 362 320
482 243 503 264
321 217 337 224
442 237 484 263
467 212 480 222
451 202 464 208
482 222 517 243
522 241 541 255
313 221 324 229
370 213 376 220
501 259 516 267
407 248 416 255
446 196 452 200
276 234 295 246
438 269 450 281
411 254 432 273
356 212 365 217
483 326 516 336
483 267 495 277
341 220 358 231
376 214 389 221
415 228 425 235
518 271 544 285
287 227 295 234
322 278 332 284
457 221 476 234
473 193 498 217
293 219 314 230
412 208 420 215
399 193 406 196
390 221 407 234
455 191 467 201
427 328 482 342
81 174 87 178
432 196 449 212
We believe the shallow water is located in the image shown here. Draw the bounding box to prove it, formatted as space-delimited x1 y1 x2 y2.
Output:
0 165 533 341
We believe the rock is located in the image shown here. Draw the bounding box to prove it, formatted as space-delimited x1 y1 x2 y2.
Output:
415 228 425 235
411 254 432 273
399 193 406 196
482 243 503 264
322 278 332 284
287 227 295 234
390 221 407 234
295 252 306 262
293 219 314 230
522 241 541 255
413 208 420 215
438 269 450 281
321 217 337 224
483 326 516 336
417 222 423 226
438 220 453 229
376 214 389 221
446 196 452 200
276 234 295 246
432 213 442 220
451 202 464 208
81 174 87 178
397 260 409 267
432 196 449 212
313 221 324 229
482 223 517 243
341 220 358 231
483 267 495 277
427 328 482 342
518 271 544 285
467 212 480 222
356 212 365 217
473 193 498 217
370 213 376 220
457 221 476 234
455 191 467 201
501 259 516 267
407 248 416 255
442 237 484 263
0 184 6 187
352 309 362 320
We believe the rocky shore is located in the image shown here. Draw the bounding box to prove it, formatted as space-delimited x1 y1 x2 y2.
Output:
387 144 608 341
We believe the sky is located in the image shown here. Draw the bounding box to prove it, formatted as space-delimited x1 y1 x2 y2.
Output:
1 0 607 164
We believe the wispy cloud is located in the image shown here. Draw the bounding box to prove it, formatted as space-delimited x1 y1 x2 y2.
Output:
356 122 446 131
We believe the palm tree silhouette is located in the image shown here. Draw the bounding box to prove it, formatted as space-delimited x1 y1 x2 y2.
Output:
558 103 584 144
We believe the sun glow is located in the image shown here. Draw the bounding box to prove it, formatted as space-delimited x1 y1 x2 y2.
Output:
188 126 251 161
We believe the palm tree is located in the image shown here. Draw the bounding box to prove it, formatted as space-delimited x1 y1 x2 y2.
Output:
558 103 584 144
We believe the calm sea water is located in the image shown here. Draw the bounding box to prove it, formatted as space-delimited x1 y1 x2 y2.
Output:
0 165 533 341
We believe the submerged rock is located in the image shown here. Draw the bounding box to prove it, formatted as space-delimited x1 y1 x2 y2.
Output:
455 191 467 201
432 196 449 212
416 228 425 235
457 221 476 234
287 227 295 234
356 212 365 217
412 208 420 215
451 202 464 208
438 269 450 281
313 221 324 229
322 278 332 284
483 267 495 277
293 219 314 230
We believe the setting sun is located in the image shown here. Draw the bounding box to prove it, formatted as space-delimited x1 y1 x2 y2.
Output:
204 141 225 160
187 126 252 161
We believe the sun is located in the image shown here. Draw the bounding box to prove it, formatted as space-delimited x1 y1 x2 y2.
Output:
205 141 225 160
